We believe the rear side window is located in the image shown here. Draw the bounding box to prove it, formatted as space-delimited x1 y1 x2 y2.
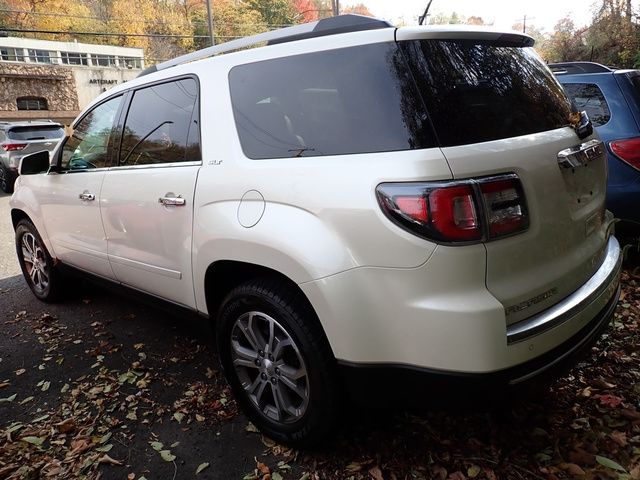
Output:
229 43 435 159
400 40 575 147
119 78 201 166
8 126 64 140
562 83 611 127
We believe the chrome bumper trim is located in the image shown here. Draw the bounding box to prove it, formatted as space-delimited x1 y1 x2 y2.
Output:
507 236 621 344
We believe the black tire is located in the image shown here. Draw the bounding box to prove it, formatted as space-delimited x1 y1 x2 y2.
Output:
216 278 338 446
15 219 63 302
0 164 15 194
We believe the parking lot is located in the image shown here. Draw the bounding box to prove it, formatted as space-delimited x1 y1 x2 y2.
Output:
2 190 640 479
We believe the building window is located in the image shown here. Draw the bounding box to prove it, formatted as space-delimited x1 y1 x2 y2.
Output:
120 56 142 69
27 49 52 64
17 97 48 111
93 54 117 67
0 47 24 62
61 51 88 66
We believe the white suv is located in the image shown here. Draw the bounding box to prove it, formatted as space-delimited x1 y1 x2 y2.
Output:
10 15 622 445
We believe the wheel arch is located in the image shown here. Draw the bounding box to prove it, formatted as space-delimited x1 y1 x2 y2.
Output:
203 259 335 357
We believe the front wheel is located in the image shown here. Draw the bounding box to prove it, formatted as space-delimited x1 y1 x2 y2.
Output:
216 279 338 446
15 219 63 302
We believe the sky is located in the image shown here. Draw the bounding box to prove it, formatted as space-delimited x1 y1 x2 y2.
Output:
359 0 605 32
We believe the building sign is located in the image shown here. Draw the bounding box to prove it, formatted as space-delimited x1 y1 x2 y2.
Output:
89 79 119 85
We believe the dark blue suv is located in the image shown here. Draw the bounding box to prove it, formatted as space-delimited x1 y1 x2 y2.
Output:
551 62 640 237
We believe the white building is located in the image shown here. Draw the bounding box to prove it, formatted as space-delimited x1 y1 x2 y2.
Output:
0 36 145 124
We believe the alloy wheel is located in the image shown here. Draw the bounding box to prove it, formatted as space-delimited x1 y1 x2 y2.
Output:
230 311 310 424
21 232 50 294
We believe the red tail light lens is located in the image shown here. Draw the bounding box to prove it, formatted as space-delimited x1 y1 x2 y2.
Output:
376 174 528 244
1 143 27 151
430 185 480 240
609 138 640 171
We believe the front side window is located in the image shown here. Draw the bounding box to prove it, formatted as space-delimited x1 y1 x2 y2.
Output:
563 83 611 127
229 43 434 159
119 78 200 166
17 97 48 111
61 96 122 170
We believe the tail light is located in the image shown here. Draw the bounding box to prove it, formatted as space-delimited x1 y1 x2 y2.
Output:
609 138 640 171
1 143 27 152
376 174 529 244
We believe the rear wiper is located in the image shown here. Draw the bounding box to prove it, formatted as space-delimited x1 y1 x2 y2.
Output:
571 110 593 140
288 147 315 158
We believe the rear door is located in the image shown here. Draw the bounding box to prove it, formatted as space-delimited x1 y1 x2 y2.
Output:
398 32 610 324
101 77 201 308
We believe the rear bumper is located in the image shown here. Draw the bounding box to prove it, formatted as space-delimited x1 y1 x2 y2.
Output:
303 236 622 373
338 282 620 403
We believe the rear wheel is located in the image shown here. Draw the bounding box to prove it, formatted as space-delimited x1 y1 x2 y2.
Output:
0 164 15 194
216 279 338 446
15 219 63 302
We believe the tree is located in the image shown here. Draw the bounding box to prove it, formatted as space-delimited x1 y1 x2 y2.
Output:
341 3 373 16
245 0 297 27
544 16 589 63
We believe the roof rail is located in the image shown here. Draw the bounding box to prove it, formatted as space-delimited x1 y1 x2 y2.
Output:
548 62 612 75
138 14 393 78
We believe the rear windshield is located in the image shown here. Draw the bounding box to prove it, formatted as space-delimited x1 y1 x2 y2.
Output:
229 42 435 159
8 126 64 141
400 40 575 147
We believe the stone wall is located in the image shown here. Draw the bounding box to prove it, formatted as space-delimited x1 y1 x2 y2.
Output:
0 62 79 112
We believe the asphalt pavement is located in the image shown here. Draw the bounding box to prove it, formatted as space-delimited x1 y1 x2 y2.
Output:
0 192 305 479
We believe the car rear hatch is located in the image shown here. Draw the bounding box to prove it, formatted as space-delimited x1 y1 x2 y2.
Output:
5 124 65 157
397 29 611 325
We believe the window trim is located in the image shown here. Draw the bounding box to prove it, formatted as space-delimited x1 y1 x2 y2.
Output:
110 74 202 170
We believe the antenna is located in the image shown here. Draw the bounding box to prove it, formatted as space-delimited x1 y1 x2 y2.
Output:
418 0 434 25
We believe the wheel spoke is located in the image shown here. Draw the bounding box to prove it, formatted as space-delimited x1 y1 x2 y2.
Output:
278 364 306 381
232 342 259 369
270 383 287 421
21 247 34 264
279 375 306 400
265 318 276 355
272 338 292 360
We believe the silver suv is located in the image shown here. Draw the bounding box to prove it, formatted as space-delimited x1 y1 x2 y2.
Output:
0 120 64 193
10 15 622 445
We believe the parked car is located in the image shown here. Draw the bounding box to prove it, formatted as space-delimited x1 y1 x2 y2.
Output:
0 120 65 194
10 16 622 445
550 61 640 237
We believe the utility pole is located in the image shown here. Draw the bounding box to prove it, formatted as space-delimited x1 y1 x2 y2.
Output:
516 14 534 33
332 0 340 16
206 0 215 46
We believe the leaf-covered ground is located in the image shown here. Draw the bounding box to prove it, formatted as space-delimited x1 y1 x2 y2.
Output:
1 269 640 480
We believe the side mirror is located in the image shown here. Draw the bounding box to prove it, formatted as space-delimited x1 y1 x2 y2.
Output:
19 150 50 175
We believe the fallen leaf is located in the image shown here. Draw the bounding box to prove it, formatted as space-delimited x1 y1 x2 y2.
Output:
369 465 384 480
97 454 123 466
15 369 25 376
173 412 184 423
196 463 210 474
257 461 270 475
0 394 16 403
150 441 163 451
596 455 627 472
160 450 176 462
21 436 45 446
54 418 75 434
467 465 481 478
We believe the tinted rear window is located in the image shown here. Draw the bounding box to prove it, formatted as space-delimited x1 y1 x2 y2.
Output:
8 126 64 140
400 40 575 147
562 83 611 127
229 43 435 159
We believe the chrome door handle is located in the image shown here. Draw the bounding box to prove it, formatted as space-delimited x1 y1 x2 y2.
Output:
158 195 186 206
78 192 95 201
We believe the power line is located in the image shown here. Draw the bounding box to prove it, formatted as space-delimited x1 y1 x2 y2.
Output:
0 8 296 28
0 27 255 39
